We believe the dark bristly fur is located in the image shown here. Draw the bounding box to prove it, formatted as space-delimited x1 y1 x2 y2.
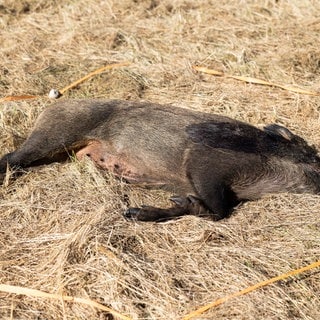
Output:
1 99 320 222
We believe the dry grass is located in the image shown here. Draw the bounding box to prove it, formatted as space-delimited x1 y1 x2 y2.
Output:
1 0 320 319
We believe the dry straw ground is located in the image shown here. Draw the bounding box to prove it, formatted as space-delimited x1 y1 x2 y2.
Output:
0 0 320 319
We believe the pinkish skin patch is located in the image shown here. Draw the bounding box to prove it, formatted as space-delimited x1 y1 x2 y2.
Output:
75 140 144 183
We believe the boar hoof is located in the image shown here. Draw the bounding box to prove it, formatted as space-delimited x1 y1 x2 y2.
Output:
123 207 142 220
124 206 184 222
124 207 163 222
124 205 171 222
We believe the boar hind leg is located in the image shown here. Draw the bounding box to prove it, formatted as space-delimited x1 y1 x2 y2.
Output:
0 131 83 175
0 148 66 173
124 195 210 222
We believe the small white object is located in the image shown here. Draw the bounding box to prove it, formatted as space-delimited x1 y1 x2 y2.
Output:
48 89 61 99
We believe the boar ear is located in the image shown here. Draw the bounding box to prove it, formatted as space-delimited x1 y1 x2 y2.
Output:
264 124 294 141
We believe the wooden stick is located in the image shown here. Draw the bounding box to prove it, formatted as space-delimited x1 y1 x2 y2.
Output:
59 62 131 94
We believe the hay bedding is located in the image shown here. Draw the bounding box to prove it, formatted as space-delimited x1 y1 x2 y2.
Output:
0 0 320 319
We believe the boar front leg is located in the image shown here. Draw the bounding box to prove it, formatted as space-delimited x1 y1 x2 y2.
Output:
123 195 219 222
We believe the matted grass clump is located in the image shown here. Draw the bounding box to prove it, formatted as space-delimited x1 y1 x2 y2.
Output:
0 0 320 319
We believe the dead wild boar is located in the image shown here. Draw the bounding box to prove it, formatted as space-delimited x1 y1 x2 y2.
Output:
0 99 319 222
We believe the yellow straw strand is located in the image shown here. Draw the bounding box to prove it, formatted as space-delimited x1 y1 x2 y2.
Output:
0 95 39 102
193 65 320 96
0 284 133 320
182 259 320 320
